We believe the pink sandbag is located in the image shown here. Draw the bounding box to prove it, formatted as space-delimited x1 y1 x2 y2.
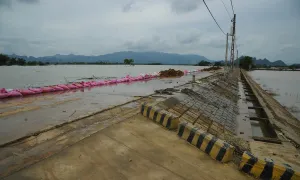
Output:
73 83 83 88
137 76 143 80
0 93 9 99
57 84 69 90
0 88 7 93
133 77 139 81
51 86 64 91
41 87 55 93
89 81 98 86
66 84 77 89
95 81 105 86
105 80 112 84
110 79 117 84
82 82 91 87
116 79 123 83
17 89 37 96
28 88 43 93
103 81 110 85
7 90 22 97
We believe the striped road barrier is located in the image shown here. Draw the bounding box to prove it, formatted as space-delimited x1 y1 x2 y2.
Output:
177 121 234 163
140 103 179 130
240 151 300 180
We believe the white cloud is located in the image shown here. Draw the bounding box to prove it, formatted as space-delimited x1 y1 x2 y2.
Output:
0 0 299 63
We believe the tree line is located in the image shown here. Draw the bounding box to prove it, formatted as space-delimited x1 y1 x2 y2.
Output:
0 54 49 66
196 60 223 67
196 57 299 71
0 54 137 66
239 56 300 71
123 58 134 65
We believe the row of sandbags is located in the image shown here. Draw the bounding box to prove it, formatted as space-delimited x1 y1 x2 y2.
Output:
0 69 201 99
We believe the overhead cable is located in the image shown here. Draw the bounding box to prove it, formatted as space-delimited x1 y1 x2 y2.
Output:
203 0 226 36
220 0 232 20
230 0 235 15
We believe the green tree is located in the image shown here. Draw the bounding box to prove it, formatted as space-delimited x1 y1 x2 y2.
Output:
38 61 45 66
0 54 10 66
239 56 253 70
17 58 26 65
197 60 210 66
289 65 296 70
27 61 38 66
9 57 17 65
124 58 134 65
213 61 223 67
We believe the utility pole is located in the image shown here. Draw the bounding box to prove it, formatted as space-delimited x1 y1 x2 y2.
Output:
230 14 236 68
236 49 239 68
224 33 229 72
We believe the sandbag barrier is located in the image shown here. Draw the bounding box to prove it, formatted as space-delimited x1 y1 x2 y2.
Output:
0 69 202 99
177 121 235 163
240 151 300 180
140 103 179 130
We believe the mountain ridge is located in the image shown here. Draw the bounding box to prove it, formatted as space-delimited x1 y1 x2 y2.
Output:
9 51 212 65
237 56 287 66
8 52 288 66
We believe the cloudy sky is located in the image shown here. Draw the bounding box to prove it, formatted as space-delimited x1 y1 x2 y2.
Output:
0 0 299 63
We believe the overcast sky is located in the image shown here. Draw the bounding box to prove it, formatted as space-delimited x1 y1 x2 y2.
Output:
0 0 299 63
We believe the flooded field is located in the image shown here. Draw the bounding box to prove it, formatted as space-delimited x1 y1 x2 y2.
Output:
249 70 300 120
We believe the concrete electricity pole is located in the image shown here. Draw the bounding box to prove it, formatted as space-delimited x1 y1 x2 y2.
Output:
224 33 229 71
230 14 236 68
237 49 239 67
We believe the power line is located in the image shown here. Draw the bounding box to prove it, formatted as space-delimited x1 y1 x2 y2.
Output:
230 0 235 15
203 0 226 36
219 0 232 20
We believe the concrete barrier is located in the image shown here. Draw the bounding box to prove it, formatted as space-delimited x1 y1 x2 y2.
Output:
140 103 179 130
240 151 300 180
177 121 234 163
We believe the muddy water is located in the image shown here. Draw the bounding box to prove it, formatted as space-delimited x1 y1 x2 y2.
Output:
0 70 211 145
249 70 300 120
0 65 206 89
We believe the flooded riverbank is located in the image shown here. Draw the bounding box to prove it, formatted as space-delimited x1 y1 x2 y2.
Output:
0 65 205 89
0 72 210 145
248 70 300 120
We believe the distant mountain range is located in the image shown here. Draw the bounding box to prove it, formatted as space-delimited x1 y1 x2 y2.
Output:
9 51 212 65
253 58 287 66
236 56 287 67
8 52 288 66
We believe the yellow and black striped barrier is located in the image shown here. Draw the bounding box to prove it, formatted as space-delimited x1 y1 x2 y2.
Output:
140 103 179 130
240 151 300 180
177 121 234 163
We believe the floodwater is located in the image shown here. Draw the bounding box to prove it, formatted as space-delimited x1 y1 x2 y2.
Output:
0 65 202 89
0 65 211 145
249 70 300 120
